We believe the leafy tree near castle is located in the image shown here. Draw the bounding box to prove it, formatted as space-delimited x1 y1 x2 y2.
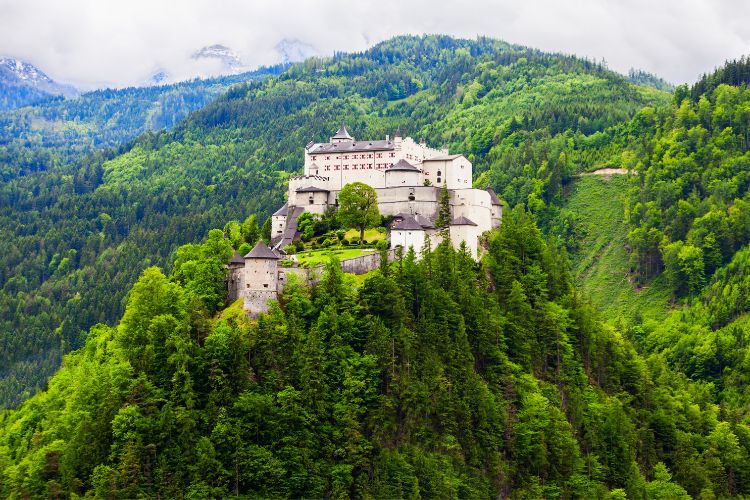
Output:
337 182 380 245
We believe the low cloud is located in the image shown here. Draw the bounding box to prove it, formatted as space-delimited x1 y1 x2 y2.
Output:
1 0 748 88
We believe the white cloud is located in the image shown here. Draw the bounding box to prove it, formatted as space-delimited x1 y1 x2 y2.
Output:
1 0 748 88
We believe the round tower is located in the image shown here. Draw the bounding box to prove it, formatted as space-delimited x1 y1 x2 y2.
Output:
241 241 280 316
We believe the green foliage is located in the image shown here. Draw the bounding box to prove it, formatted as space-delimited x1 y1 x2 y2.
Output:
2 214 745 497
587 82 750 299
0 34 668 407
337 182 380 244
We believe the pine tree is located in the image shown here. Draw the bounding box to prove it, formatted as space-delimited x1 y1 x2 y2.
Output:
435 184 452 240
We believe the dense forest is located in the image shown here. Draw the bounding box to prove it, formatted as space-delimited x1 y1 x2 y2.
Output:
0 64 284 182
5 210 745 498
6 32 750 496
0 35 669 407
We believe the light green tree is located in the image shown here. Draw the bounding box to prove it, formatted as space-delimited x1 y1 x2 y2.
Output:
338 182 380 245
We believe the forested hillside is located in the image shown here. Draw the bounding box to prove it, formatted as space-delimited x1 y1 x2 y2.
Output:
6 211 744 498
0 64 284 182
0 35 669 407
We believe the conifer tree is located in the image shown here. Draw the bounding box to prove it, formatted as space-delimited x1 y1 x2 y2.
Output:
435 184 452 239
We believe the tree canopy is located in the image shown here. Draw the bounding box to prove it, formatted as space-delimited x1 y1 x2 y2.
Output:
337 182 381 244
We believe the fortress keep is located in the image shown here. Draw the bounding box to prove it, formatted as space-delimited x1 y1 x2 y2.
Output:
229 124 503 316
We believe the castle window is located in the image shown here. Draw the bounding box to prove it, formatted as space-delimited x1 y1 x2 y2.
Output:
263 284 268 288
309 197 314 204
437 170 441 176
437 177 441 183
246 284 250 288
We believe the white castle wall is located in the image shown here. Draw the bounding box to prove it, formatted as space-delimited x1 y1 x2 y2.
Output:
385 169 422 188
422 156 472 189
272 215 286 238
449 224 481 259
451 189 493 231
304 134 449 191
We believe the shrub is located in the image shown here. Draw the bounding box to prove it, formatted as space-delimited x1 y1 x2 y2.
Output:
283 244 296 255
376 239 389 251
349 235 360 245
294 240 305 252
238 242 251 256
340 238 349 246
280 259 294 267
336 230 347 241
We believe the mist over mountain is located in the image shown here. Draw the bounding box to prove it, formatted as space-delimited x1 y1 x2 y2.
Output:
0 57 79 111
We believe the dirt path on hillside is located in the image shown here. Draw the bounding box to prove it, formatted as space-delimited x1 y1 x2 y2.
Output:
580 168 635 176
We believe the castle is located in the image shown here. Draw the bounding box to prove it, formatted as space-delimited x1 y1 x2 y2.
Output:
228 124 503 316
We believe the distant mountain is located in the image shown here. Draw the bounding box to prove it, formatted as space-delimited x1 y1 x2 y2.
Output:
147 69 170 86
0 57 78 111
191 44 245 74
275 38 318 64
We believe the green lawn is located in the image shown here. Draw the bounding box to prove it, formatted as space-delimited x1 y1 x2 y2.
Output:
344 228 386 242
563 175 672 323
295 247 376 267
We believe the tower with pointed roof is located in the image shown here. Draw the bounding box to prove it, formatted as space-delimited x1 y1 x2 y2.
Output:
240 241 280 316
330 122 354 143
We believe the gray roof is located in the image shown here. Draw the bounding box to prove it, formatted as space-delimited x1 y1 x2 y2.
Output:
273 203 289 216
245 241 280 259
451 215 478 226
415 215 435 229
296 185 329 193
392 214 425 231
307 139 394 155
331 123 353 140
230 251 245 265
274 206 305 251
423 154 463 161
386 159 419 172
485 187 502 206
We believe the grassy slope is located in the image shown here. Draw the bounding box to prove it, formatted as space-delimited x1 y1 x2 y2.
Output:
563 174 671 322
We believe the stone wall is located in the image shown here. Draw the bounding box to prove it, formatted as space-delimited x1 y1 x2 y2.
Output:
340 249 394 274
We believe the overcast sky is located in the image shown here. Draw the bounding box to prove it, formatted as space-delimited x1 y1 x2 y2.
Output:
1 0 748 89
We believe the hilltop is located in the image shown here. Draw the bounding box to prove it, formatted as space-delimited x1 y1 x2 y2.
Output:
0 34 669 406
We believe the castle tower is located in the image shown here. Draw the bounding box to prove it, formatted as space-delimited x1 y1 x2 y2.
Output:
486 187 503 229
227 251 246 303
241 241 280 316
330 123 354 143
